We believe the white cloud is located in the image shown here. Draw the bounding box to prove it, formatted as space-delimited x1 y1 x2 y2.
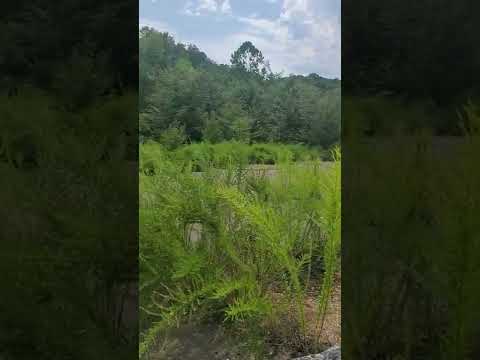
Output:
146 0 341 77
223 1 340 77
204 28 338 77
221 0 232 14
237 16 290 43
183 1 198 16
184 0 232 16
280 0 310 20
198 0 217 12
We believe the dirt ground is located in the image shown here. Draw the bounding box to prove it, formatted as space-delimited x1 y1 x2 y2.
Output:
150 323 251 360
148 275 341 360
306 273 341 346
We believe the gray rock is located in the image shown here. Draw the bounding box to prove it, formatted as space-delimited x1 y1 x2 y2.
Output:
292 345 340 360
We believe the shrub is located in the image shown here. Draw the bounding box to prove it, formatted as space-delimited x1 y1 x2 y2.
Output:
139 141 340 358
158 125 186 150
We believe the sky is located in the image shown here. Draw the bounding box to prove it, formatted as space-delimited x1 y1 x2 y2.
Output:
139 0 341 79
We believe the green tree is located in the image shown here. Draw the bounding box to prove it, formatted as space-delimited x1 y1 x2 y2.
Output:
230 41 271 79
138 29 341 149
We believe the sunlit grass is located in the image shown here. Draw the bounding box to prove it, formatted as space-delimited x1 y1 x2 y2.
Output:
139 142 341 358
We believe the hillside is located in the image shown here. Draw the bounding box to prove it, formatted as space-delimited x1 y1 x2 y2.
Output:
139 27 340 149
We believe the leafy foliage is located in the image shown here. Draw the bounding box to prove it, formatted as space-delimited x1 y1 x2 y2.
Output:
343 97 480 359
139 143 341 358
0 90 138 360
139 28 340 149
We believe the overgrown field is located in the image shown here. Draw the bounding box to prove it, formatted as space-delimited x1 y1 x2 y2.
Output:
139 142 341 359
342 99 480 359
1 90 138 359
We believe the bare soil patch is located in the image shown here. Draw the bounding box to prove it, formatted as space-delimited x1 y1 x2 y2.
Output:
148 275 341 360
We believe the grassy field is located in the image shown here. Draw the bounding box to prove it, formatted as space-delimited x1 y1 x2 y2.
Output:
139 142 341 359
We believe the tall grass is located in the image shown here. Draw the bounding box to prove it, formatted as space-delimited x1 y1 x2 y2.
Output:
0 89 138 359
343 97 480 359
165 141 323 171
139 142 341 358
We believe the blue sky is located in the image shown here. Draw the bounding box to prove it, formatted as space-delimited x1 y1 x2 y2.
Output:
140 0 341 78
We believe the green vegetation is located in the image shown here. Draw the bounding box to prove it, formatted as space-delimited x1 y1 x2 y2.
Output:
343 97 480 359
153 141 329 170
139 143 340 358
139 26 341 358
2 1 137 359
0 89 137 359
344 1 480 134
139 27 340 149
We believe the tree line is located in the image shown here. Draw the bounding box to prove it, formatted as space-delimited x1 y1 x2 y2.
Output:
139 27 340 149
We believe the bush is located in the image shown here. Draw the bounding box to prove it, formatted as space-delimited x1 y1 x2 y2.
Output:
139 141 340 358
170 142 322 170
158 125 186 150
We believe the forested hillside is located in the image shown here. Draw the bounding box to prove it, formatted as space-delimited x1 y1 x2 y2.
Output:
139 27 340 149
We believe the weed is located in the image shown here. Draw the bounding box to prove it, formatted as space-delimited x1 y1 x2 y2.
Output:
139 142 341 358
